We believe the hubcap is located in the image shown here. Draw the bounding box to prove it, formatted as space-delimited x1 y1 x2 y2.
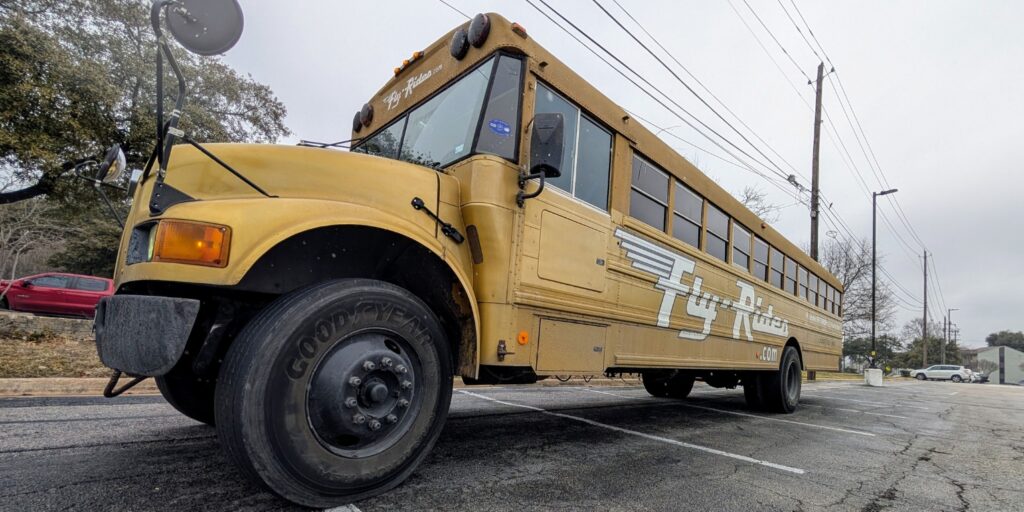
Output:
307 331 421 458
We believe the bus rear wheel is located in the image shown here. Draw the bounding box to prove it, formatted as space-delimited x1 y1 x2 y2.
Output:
758 346 802 414
215 279 453 507
642 370 695 399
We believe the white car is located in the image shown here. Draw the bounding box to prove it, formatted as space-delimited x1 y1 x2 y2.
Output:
910 365 971 382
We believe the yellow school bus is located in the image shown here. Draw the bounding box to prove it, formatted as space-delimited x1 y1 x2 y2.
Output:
95 8 842 507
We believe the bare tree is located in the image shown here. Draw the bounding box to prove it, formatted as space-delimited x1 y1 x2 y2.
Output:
737 185 781 224
817 236 897 340
0 198 77 303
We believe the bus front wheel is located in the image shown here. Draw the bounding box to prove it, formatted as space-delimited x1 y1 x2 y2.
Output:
214 279 453 507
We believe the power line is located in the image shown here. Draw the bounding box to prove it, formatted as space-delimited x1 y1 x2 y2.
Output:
595 0 807 183
436 0 470 19
740 0 813 83
521 0 801 192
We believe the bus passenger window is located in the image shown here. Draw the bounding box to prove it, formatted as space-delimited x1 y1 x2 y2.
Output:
673 182 702 248
798 266 808 300
770 247 784 289
753 237 769 281
732 224 751 271
705 204 728 262
629 155 668 230
784 257 797 295
818 279 827 309
809 274 819 305
476 55 523 161
575 117 612 209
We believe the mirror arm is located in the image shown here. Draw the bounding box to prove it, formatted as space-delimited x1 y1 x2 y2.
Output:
150 1 187 178
516 171 546 208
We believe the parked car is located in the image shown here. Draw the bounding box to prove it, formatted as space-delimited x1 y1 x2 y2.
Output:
970 370 989 383
0 273 113 318
909 365 971 382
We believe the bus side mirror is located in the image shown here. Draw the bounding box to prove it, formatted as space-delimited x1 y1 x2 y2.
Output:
528 112 564 178
518 112 564 207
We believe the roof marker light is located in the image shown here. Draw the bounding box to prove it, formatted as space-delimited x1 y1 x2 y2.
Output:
450 28 470 59
511 22 528 38
468 13 490 48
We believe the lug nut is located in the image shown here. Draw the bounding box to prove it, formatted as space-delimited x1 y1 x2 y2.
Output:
398 399 410 408
381 357 393 367
386 414 398 424
345 397 358 408
368 419 382 431
396 365 408 374
352 414 366 424
348 376 362 387
363 361 377 371
401 380 413 390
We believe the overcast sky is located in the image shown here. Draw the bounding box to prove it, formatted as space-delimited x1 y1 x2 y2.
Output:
220 0 1024 348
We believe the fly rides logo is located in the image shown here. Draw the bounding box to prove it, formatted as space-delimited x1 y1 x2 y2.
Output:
614 229 789 342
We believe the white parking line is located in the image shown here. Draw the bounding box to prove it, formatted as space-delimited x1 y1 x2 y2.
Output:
456 390 806 475
324 504 362 512
802 394 930 410
799 403 908 419
582 389 876 437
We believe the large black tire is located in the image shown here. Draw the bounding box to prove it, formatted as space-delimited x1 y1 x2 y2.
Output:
642 370 696 399
951 375 962 383
760 346 802 414
156 373 216 426
215 279 453 507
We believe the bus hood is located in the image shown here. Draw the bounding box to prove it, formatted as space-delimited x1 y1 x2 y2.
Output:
137 143 443 206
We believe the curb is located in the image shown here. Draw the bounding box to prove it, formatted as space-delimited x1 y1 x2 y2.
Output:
0 374 857 398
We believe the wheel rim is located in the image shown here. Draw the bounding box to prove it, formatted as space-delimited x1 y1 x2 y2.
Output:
306 329 423 458
785 359 800 402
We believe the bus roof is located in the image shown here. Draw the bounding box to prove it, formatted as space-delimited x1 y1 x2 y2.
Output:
353 13 842 291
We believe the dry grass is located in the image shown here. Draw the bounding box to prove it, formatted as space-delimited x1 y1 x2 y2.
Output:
0 336 109 378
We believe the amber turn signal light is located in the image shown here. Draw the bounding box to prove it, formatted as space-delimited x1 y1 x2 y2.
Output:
152 220 231 268
517 330 529 345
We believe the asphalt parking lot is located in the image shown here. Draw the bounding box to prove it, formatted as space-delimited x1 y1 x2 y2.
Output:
1 379 1022 511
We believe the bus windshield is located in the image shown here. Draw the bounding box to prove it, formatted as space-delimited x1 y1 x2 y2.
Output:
354 53 523 168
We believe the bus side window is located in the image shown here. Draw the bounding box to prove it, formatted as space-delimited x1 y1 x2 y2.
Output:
673 182 703 249
574 117 612 210
809 274 819 306
798 266 808 300
629 155 669 230
753 237 769 281
705 203 728 262
784 256 797 295
531 82 611 210
476 55 523 161
770 246 784 289
732 223 751 271
533 83 578 193
818 279 827 309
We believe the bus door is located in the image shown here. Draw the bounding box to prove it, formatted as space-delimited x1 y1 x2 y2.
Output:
515 83 616 374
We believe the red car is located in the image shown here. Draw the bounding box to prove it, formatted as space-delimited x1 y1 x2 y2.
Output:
0 272 114 318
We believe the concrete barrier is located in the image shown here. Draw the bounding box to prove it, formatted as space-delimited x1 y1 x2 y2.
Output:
0 311 94 341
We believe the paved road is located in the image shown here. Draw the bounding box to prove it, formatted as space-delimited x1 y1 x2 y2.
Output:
1 380 1022 511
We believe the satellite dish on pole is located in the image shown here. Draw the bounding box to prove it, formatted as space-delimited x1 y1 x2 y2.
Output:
166 0 244 56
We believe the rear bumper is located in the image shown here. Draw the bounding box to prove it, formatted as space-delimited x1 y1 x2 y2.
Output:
94 295 200 377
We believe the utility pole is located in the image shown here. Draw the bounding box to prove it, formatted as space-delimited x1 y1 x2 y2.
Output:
942 316 947 365
923 251 929 367
871 188 898 369
810 63 824 261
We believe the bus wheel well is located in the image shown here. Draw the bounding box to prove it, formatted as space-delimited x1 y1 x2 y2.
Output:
236 225 476 376
785 338 803 368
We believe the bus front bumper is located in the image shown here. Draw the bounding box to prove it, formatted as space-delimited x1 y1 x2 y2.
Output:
94 295 200 377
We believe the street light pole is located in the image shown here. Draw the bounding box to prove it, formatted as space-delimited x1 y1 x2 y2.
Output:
871 188 898 369
944 308 959 364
